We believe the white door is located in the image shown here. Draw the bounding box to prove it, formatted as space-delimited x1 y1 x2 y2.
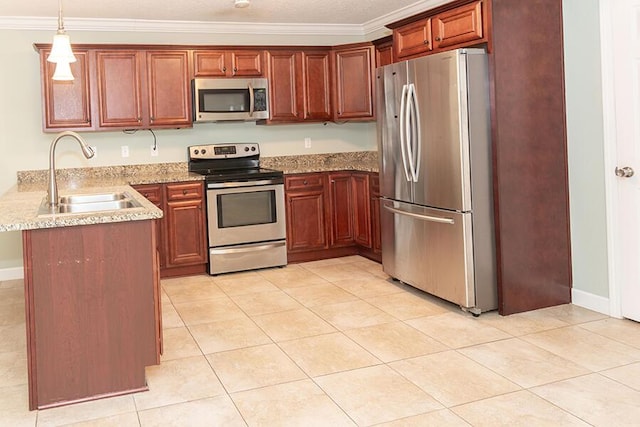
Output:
602 0 640 321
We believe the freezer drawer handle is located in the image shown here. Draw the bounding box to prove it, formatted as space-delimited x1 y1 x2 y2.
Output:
383 204 455 224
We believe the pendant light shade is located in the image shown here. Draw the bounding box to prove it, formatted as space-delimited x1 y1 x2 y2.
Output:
48 33 76 64
52 61 74 81
47 0 76 81
235 0 250 8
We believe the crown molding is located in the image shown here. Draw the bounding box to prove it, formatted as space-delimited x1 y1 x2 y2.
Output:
0 16 365 36
0 1 446 37
362 0 449 35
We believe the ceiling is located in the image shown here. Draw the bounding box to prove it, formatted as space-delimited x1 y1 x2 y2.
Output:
0 0 445 35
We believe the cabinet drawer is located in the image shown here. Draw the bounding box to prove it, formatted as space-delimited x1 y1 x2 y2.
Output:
166 182 203 201
285 173 325 191
133 184 163 205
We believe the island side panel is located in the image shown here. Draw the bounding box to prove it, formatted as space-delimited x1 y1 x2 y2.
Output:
23 220 158 410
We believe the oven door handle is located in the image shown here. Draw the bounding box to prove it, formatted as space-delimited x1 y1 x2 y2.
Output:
207 179 282 189
211 241 286 255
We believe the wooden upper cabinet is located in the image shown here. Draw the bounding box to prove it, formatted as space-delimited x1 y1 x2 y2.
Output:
95 49 191 129
96 50 144 128
302 51 332 121
40 49 92 131
146 50 191 127
374 38 394 68
332 44 375 121
432 0 484 50
394 18 433 61
266 50 303 122
193 50 263 77
265 49 331 123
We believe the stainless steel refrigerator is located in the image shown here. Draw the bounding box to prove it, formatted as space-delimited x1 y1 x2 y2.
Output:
376 48 497 315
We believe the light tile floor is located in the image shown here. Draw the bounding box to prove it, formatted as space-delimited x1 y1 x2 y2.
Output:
1 255 640 426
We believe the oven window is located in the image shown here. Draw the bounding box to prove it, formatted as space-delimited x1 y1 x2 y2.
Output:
200 89 249 113
217 190 276 228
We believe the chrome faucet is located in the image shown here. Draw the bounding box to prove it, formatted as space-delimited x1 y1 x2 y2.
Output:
47 131 95 207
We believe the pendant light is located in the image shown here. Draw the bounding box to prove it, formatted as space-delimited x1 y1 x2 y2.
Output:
235 0 250 8
47 0 76 81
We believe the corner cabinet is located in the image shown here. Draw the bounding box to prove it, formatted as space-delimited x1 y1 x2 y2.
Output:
96 50 191 129
332 43 376 121
133 181 207 277
285 171 380 263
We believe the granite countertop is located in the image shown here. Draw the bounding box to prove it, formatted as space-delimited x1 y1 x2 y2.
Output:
1 152 378 232
0 185 163 232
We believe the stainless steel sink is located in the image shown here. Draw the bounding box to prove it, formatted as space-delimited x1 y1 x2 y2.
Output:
58 192 127 204
38 192 143 216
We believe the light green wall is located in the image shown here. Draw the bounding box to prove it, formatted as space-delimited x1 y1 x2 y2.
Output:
0 28 378 270
562 0 610 298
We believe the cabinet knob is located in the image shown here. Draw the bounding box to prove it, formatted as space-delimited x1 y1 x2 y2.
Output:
303 180 308 185
150 116 155 122
233 67 238 72
137 117 142 122
424 40 430 45
183 189 188 195
435 36 441 42
222 67 227 72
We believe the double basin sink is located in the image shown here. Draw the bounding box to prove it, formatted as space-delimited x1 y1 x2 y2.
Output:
38 192 143 216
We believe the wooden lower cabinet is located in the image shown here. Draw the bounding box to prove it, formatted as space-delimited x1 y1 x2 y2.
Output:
22 220 160 410
285 171 380 263
133 181 207 277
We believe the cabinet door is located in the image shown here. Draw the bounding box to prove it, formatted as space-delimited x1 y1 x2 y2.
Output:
267 51 303 121
333 45 375 120
40 49 92 130
302 51 332 121
230 50 264 76
328 172 355 247
394 18 433 60
375 41 394 68
96 50 144 128
432 1 483 50
352 173 372 248
193 51 228 77
146 51 191 127
285 174 329 252
165 198 207 267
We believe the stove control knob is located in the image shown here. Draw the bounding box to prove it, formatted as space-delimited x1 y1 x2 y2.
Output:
245 147 250 152
194 149 199 155
251 146 256 151
201 149 206 155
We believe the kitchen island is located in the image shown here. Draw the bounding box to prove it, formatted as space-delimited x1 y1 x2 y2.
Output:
0 182 164 410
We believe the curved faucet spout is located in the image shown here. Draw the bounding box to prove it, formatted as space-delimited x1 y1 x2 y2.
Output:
47 131 95 207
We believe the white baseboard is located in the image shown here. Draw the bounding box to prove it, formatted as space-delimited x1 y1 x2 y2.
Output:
572 288 610 316
0 267 24 281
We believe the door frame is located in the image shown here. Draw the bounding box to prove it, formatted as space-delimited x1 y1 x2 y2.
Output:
600 0 631 319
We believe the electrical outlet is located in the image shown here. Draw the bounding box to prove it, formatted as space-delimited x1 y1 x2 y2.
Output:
121 145 129 158
89 146 97 158
304 137 311 148
150 144 159 157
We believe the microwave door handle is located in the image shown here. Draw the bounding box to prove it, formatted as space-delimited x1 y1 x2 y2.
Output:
248 82 255 117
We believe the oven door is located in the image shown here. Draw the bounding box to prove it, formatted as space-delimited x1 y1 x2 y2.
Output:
207 181 285 247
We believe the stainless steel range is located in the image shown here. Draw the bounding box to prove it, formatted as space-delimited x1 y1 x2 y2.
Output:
188 143 287 275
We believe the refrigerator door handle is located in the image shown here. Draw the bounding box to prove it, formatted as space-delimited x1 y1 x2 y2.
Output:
408 83 421 182
383 203 455 225
399 84 411 182
405 83 416 183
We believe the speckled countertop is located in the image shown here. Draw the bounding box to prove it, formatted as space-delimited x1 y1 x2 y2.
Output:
1 152 378 232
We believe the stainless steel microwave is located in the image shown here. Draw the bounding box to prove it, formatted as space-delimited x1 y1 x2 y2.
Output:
192 78 269 122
